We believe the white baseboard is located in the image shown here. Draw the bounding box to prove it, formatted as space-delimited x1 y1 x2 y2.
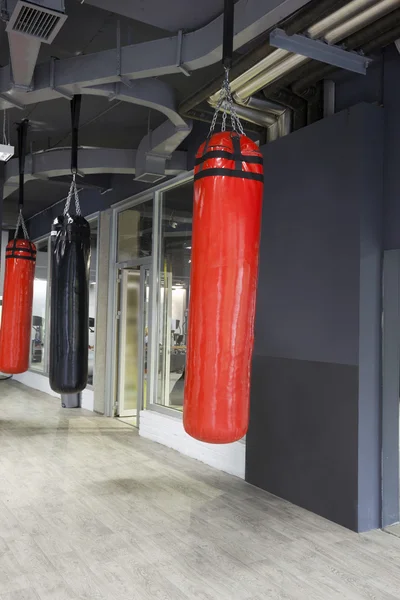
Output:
139 409 246 479
12 371 94 412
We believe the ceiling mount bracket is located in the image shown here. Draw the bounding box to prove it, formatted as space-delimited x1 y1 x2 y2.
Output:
115 19 133 88
269 28 372 75
49 58 73 100
176 30 191 77
9 64 33 93
0 93 24 110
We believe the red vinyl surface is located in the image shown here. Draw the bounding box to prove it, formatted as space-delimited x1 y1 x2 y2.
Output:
183 132 264 443
0 239 36 374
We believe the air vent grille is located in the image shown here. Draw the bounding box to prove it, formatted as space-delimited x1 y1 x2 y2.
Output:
6 1 67 44
135 172 166 184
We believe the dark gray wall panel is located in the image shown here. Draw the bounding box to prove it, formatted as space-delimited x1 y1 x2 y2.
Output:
382 47 400 251
248 103 384 532
255 109 360 366
247 356 359 531
356 105 384 532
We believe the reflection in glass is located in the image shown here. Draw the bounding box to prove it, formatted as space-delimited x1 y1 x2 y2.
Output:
116 267 150 425
117 200 153 262
157 181 193 410
118 270 140 416
88 221 98 386
30 240 49 372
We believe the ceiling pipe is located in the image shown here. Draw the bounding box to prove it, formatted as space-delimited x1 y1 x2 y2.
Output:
232 94 292 138
233 0 400 101
324 0 400 43
291 7 400 94
208 96 277 128
306 0 379 38
265 7 400 95
179 0 350 118
241 96 286 116
209 0 376 105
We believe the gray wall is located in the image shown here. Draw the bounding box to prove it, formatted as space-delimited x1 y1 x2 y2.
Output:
335 47 400 251
246 103 384 532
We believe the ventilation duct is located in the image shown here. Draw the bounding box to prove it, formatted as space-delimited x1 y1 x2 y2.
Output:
6 0 67 89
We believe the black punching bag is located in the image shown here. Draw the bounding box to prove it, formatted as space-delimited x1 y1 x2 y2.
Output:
49 214 91 393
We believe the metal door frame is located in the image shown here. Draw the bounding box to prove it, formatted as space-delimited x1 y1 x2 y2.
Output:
104 171 194 421
114 259 152 426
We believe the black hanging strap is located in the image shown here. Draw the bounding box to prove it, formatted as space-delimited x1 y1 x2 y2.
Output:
222 0 234 69
17 119 28 211
209 0 244 136
70 95 82 175
231 133 242 171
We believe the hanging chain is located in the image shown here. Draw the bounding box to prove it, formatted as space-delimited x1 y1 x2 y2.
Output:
208 67 244 137
14 209 29 240
64 173 82 217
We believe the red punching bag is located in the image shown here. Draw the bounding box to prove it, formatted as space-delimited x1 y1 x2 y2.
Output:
183 131 264 443
0 237 36 374
0 120 36 375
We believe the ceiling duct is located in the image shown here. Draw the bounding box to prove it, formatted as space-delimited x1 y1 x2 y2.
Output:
5 0 67 89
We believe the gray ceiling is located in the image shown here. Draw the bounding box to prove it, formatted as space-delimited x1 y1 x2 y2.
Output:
0 0 289 230
0 0 233 228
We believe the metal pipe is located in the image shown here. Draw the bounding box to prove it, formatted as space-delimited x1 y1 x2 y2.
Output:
233 103 277 127
180 0 350 117
324 0 400 43
237 95 286 116
278 109 292 137
307 0 379 38
235 54 306 100
234 0 400 100
227 0 376 102
209 49 289 105
208 94 277 127
233 94 292 137
292 7 400 94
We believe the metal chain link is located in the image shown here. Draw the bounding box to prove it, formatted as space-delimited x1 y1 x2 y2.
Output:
64 173 82 216
208 67 244 137
14 209 29 240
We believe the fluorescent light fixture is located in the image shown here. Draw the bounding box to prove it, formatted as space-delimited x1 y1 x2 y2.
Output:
0 144 14 162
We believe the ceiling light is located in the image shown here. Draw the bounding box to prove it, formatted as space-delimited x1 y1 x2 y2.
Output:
0 144 14 162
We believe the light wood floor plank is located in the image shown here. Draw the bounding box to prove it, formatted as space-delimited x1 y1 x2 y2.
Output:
1 380 400 600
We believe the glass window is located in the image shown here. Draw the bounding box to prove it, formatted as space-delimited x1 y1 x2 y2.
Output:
30 239 49 372
156 181 193 410
88 219 98 387
117 200 154 262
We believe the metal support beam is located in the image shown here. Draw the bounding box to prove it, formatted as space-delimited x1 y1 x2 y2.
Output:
269 28 372 75
3 147 188 198
0 0 313 106
0 93 24 109
83 80 189 128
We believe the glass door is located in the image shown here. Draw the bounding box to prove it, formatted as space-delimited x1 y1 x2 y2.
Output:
116 265 150 426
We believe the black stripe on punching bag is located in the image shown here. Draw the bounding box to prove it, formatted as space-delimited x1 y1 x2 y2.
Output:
194 168 264 183
195 151 263 166
231 133 242 171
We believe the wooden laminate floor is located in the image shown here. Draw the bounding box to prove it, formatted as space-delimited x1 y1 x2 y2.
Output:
1 381 400 600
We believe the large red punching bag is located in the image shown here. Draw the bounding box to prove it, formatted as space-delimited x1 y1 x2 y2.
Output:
0 119 35 375
183 131 264 443
0 237 36 374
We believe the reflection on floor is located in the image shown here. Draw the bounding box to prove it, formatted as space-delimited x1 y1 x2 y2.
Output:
2 380 400 600
117 416 137 428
